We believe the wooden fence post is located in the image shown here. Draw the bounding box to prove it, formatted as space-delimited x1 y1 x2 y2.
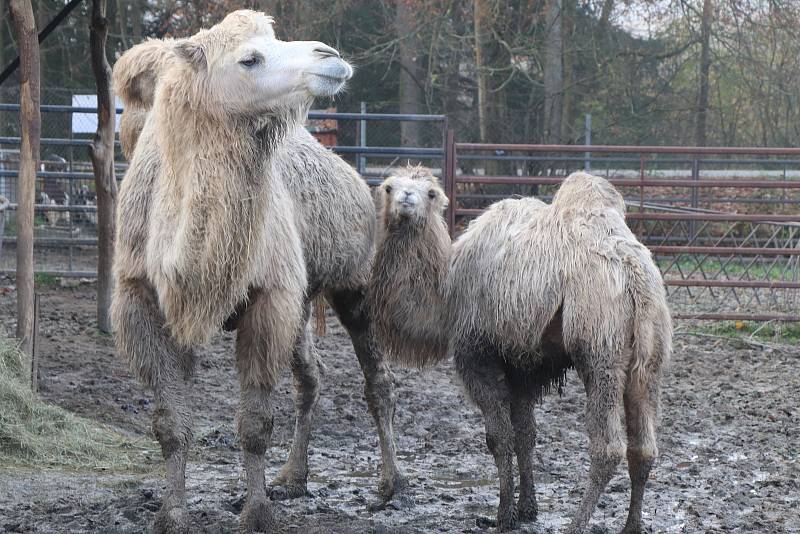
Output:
8 0 40 360
88 0 117 333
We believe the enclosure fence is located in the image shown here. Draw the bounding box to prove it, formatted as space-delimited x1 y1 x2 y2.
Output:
1 103 799 322
444 140 800 322
0 103 447 276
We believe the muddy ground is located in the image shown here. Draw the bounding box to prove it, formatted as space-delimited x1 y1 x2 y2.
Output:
0 282 798 533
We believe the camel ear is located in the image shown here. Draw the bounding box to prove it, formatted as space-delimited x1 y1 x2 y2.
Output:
113 38 174 108
174 40 207 70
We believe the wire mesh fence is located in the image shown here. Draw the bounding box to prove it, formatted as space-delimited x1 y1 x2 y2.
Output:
447 142 800 322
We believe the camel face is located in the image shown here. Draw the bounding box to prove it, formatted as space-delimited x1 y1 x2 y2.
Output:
171 10 353 115
379 167 448 225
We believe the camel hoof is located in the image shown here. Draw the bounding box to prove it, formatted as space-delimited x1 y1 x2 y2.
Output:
495 508 518 532
619 523 642 534
378 473 408 502
239 499 277 533
152 505 189 534
269 482 308 500
517 495 538 523
270 471 309 500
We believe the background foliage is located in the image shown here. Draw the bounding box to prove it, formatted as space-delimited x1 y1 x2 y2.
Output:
1 0 799 147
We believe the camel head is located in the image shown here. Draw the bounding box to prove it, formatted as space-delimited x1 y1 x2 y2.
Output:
378 166 448 227
168 10 352 117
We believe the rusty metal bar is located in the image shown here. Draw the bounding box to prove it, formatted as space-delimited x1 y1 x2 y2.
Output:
666 280 800 289
651 246 800 255
455 175 800 188
673 313 800 322
454 209 800 222
455 143 800 156
445 129 456 237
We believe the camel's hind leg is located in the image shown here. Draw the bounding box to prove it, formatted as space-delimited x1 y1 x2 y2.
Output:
567 351 627 534
272 302 320 498
510 386 537 523
113 278 194 534
328 288 407 502
620 372 662 534
455 345 516 532
235 288 301 533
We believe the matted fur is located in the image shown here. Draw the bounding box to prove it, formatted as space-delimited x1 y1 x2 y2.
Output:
369 167 451 366
371 168 672 381
370 167 672 532
112 9 374 373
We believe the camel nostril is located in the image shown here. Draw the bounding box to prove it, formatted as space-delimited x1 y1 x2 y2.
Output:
314 47 340 59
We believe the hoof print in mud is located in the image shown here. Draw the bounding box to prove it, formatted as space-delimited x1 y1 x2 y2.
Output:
367 492 415 513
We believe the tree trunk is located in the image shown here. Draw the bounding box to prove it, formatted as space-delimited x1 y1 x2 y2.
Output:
695 0 712 147
544 0 563 144
88 0 117 333
473 0 491 142
561 0 575 143
130 0 142 43
396 0 424 147
9 0 40 360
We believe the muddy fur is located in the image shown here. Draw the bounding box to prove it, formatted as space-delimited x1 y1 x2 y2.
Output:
370 167 672 532
111 10 404 534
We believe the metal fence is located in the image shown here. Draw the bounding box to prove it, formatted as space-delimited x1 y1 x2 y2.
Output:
0 103 447 276
3 102 799 322
443 140 800 322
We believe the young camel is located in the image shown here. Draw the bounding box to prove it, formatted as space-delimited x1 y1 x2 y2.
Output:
111 11 405 533
369 167 672 533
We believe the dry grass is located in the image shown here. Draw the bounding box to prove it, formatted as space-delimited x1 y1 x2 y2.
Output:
0 335 156 472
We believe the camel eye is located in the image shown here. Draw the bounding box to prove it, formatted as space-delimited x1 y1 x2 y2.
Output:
428 190 437 199
239 55 261 68
385 186 392 194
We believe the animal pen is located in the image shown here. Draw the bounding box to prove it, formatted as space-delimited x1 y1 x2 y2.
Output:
1 103 798 323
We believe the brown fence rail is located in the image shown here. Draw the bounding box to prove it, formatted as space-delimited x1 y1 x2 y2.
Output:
443 139 800 322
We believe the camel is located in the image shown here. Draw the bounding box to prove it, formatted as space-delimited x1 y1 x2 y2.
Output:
369 167 672 533
111 11 405 533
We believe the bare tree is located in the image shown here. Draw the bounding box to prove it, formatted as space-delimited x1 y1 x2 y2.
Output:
396 0 424 146
695 0 712 146
8 0 39 360
88 0 117 333
544 0 563 143
473 0 492 142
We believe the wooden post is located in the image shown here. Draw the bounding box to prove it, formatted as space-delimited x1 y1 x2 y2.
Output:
88 0 117 333
9 0 40 359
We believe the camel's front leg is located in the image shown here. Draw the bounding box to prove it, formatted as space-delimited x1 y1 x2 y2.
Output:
272 303 321 499
329 288 407 503
113 278 194 534
235 288 302 533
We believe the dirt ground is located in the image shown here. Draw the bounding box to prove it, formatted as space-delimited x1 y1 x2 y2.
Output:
0 282 798 533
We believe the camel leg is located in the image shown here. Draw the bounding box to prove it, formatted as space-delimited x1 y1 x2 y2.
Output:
328 288 407 502
510 386 538 523
272 303 320 498
566 354 627 534
113 278 194 534
235 289 300 534
455 348 516 532
620 374 661 534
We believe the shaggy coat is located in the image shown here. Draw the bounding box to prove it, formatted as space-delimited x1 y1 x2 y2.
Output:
110 12 404 532
369 167 672 532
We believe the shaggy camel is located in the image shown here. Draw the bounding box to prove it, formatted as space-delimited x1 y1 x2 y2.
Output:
369 167 672 533
111 11 405 533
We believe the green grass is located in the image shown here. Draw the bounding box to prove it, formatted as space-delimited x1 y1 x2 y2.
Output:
691 321 800 343
659 258 794 280
33 272 59 287
0 335 156 472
